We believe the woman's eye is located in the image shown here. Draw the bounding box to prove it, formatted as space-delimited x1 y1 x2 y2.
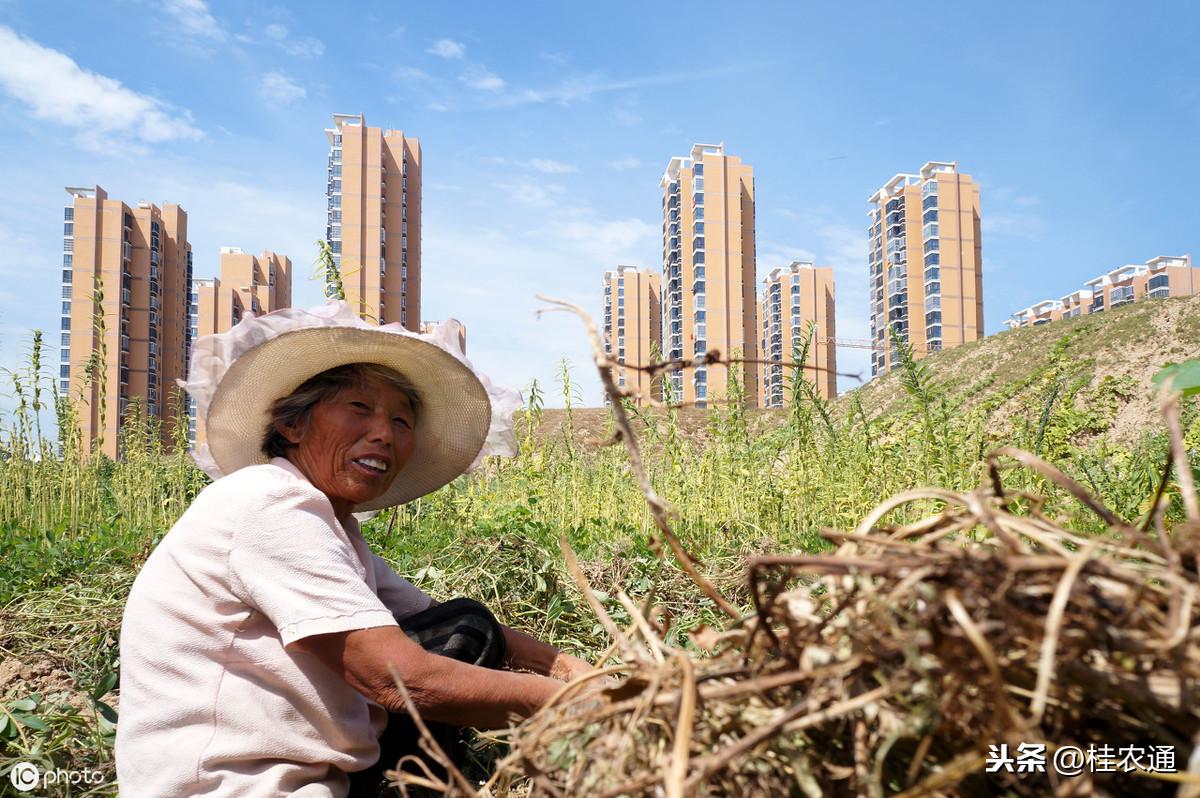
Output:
350 401 369 411
393 417 411 428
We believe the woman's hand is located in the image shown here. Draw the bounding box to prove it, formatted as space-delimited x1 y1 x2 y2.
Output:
549 651 596 683
501 625 598 683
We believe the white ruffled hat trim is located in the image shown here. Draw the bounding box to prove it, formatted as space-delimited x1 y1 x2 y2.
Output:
179 300 522 481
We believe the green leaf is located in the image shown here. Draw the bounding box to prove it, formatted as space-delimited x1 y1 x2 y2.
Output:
93 699 118 724
12 712 49 731
8 698 36 712
1153 360 1200 397
91 670 118 701
0 714 8 735
98 714 117 736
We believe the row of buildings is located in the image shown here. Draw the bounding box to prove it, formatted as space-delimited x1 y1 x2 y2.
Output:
601 147 984 407
1005 255 1199 328
60 114 424 458
58 119 1195 455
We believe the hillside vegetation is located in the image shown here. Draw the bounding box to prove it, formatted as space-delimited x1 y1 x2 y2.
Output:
851 291 1200 445
535 292 1200 451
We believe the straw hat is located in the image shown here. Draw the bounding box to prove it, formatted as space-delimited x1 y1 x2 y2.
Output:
179 301 521 511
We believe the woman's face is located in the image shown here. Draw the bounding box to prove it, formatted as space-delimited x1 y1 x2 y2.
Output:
277 376 417 518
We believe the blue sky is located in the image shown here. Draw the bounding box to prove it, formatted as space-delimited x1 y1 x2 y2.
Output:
0 1 1197 419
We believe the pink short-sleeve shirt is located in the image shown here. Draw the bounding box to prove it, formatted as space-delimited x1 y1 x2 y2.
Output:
115 458 433 797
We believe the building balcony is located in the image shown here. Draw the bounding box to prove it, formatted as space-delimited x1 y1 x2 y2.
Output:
1110 286 1135 306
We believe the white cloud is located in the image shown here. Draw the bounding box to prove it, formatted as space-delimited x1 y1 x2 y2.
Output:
489 62 767 108
259 72 306 105
460 67 505 91
394 66 433 82
613 108 641 126
427 38 465 59
527 159 577 174
608 156 646 171
548 218 658 266
488 156 577 174
420 193 661 405
982 211 1045 240
161 0 225 40
426 101 451 112
495 178 567 208
0 26 203 152
263 24 324 58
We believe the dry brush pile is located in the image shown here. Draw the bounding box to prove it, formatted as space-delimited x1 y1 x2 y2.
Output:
387 301 1200 797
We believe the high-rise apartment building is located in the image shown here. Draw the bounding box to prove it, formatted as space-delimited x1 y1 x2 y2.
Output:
868 162 982 375
190 247 292 446
758 261 837 406
61 185 193 458
660 143 757 406
602 265 663 401
1005 254 1198 328
324 113 421 329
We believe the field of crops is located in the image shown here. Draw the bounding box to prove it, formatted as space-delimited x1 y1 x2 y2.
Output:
1 301 1198 795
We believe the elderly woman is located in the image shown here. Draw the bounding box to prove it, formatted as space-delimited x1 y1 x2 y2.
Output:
115 304 592 796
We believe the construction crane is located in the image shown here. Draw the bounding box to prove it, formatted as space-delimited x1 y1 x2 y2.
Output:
817 337 893 352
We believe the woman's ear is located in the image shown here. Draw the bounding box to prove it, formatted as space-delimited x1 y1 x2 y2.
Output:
275 418 303 445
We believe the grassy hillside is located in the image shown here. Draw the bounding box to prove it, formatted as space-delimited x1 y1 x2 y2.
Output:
850 292 1200 445
535 292 1200 449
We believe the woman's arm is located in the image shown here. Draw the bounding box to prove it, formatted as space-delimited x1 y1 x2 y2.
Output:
290 626 560 729
501 625 595 682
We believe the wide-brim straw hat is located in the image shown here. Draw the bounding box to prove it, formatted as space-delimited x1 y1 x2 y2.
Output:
179 301 521 511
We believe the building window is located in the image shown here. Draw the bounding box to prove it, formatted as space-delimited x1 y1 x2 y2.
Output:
62 301 71 315
1147 274 1170 297
60 365 70 378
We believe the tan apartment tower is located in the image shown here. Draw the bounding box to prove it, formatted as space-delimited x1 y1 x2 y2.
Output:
868 162 982 376
61 186 193 458
602 265 663 402
325 113 421 328
190 247 293 446
661 143 757 406
758 261 837 406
